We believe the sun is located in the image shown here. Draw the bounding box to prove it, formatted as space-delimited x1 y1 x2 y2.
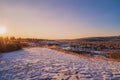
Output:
0 27 6 34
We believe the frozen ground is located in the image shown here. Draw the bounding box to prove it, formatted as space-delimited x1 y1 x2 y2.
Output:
0 47 120 80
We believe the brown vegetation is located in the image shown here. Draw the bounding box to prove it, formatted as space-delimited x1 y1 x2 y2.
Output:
65 41 120 61
0 37 23 53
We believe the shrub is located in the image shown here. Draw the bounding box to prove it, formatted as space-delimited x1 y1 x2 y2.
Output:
0 37 22 53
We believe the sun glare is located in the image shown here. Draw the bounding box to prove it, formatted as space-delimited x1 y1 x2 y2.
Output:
0 27 6 34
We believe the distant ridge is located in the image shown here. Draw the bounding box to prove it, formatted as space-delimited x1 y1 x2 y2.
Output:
59 36 120 42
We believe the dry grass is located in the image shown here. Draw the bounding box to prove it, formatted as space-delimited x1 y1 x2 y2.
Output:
0 37 23 53
42 45 110 61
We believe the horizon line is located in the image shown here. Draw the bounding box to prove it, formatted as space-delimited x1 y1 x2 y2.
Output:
1 35 120 40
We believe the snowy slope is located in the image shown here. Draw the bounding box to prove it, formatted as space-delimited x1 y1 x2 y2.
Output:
0 48 120 80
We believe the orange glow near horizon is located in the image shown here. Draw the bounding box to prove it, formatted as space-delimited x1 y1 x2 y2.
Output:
0 1 120 39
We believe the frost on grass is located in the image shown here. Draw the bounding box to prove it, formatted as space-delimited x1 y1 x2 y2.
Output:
0 48 120 80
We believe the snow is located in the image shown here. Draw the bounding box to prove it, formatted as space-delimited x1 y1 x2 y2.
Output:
0 47 120 80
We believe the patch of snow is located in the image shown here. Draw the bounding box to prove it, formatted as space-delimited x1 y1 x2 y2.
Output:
0 48 120 80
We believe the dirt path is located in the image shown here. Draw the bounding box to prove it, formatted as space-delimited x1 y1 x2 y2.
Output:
0 48 120 80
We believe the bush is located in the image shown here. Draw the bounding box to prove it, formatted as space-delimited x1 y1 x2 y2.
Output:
0 37 22 53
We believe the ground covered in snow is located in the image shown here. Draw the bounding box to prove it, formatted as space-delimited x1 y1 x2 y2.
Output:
0 48 120 80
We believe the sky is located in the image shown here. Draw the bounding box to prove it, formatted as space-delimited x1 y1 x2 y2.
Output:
0 0 120 39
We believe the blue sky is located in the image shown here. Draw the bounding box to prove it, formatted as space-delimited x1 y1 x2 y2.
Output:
0 0 120 39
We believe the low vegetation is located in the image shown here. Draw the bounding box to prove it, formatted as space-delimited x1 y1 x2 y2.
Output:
0 37 23 53
59 37 120 61
0 36 120 61
109 50 120 60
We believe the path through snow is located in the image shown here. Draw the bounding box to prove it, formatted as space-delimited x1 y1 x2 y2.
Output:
0 48 120 80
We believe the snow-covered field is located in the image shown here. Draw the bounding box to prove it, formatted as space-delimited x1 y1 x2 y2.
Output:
0 48 120 80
